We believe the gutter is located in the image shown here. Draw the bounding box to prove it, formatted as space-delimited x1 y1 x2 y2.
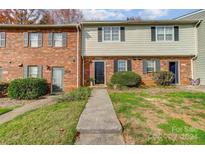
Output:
76 24 81 88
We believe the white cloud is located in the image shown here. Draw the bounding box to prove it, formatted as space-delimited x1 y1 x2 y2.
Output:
138 9 168 20
82 9 126 20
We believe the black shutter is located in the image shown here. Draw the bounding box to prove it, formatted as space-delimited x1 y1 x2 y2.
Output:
174 26 179 41
98 27 102 42
127 60 132 71
143 60 148 74
151 27 156 41
155 60 160 72
120 27 125 42
114 60 118 72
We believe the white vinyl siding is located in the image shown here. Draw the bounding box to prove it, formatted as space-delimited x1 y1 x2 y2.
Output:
103 27 120 41
156 26 174 41
53 33 63 47
118 60 127 72
82 25 196 56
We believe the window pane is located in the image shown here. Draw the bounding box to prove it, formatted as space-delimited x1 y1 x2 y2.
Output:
118 60 126 72
112 27 119 41
28 66 38 78
30 33 39 47
147 61 155 73
157 27 164 41
54 33 63 47
104 27 111 41
165 27 173 41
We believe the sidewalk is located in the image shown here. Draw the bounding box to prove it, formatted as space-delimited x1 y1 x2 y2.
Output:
0 96 56 124
75 88 124 145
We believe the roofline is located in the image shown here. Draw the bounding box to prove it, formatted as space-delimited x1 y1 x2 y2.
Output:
0 20 199 29
175 9 205 20
81 20 199 26
0 24 79 29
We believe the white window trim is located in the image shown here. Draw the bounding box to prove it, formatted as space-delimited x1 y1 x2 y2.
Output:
147 60 156 73
156 26 174 42
102 26 121 42
118 60 127 72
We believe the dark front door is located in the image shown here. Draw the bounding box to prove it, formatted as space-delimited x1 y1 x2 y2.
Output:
169 62 179 84
95 61 104 84
52 67 64 93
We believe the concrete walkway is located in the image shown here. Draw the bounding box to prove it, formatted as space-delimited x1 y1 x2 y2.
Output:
75 88 124 145
0 96 57 124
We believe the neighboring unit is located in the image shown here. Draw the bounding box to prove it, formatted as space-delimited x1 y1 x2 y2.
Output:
176 9 205 85
81 20 198 86
0 24 81 92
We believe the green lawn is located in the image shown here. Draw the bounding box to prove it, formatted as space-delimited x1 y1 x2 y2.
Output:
0 101 86 144
0 107 15 115
109 88 205 145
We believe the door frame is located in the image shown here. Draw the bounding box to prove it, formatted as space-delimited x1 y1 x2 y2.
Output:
94 60 106 85
169 60 181 85
51 67 64 93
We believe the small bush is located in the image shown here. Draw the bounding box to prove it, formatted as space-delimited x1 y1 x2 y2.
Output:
57 87 91 102
111 71 141 87
8 78 48 100
153 71 174 86
0 82 9 97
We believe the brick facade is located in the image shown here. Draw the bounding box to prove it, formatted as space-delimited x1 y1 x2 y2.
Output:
83 56 192 86
0 27 80 92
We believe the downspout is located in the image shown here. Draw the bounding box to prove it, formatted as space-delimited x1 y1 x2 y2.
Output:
191 20 201 79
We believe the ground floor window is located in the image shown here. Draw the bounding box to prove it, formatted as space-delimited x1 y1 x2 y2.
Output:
28 66 39 78
147 60 156 73
118 60 127 72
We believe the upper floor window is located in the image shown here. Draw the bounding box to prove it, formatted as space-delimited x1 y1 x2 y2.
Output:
156 26 173 41
24 32 42 48
48 32 67 47
118 60 127 72
53 33 63 47
0 32 6 48
103 27 120 41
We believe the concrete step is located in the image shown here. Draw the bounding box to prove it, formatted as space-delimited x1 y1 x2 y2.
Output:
75 133 125 145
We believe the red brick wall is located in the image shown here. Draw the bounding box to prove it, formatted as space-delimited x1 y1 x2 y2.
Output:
0 28 80 92
83 56 192 86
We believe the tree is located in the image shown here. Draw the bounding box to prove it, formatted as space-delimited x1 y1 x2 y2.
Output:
0 9 83 24
127 16 141 21
0 9 44 24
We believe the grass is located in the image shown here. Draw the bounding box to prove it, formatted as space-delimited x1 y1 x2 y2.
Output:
109 88 205 144
0 107 13 115
0 101 86 144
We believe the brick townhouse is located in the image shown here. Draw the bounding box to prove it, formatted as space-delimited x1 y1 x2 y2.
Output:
0 24 81 93
1 11 205 92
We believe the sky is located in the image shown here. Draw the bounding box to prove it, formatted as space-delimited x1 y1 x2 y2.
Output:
82 9 199 20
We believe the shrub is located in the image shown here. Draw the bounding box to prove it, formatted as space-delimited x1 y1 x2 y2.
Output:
153 71 174 86
8 78 48 100
111 71 141 87
57 87 91 102
0 82 9 97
